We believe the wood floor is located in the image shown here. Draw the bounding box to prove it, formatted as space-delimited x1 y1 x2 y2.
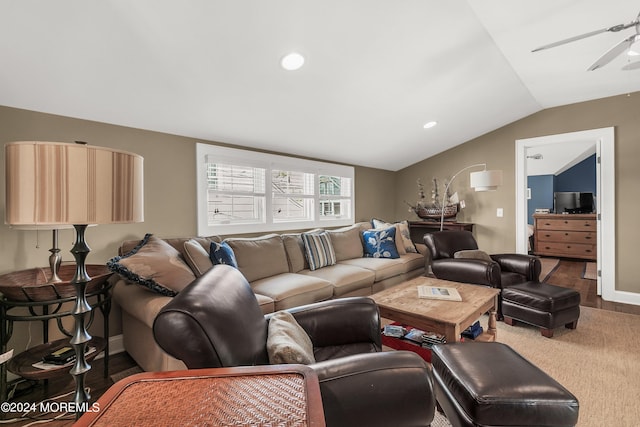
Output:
544 258 640 315
3 352 138 426
4 258 639 425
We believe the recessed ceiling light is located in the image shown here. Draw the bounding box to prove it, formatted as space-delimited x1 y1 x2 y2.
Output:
423 121 438 129
281 52 305 71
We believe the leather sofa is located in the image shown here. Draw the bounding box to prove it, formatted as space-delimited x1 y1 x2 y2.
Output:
112 221 426 372
153 264 436 427
423 230 541 319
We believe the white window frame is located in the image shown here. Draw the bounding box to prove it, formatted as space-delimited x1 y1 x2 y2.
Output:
196 143 355 236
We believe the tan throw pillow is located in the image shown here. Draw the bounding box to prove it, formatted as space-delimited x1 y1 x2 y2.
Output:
107 234 196 296
267 311 316 365
326 224 364 261
183 239 214 277
454 250 493 263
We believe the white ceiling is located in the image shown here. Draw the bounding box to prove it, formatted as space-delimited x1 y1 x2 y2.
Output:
526 140 596 176
1 1 638 171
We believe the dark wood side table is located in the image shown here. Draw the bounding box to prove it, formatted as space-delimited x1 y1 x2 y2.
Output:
408 221 474 244
75 365 326 426
7 337 106 381
0 266 112 402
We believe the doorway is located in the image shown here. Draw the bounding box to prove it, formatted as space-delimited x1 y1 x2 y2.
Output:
515 127 622 304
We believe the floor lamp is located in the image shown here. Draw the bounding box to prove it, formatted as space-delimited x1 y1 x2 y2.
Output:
4 141 144 416
440 163 502 231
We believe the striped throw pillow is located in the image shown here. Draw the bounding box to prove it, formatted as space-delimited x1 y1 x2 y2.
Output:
301 231 336 271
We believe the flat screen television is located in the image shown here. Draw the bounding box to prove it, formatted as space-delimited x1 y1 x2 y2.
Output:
554 192 595 214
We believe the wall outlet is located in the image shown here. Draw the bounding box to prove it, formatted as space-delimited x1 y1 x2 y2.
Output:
496 208 504 217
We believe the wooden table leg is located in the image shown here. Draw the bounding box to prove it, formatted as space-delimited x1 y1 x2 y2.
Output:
487 295 498 340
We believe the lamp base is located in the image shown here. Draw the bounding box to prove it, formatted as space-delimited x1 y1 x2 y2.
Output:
69 224 92 418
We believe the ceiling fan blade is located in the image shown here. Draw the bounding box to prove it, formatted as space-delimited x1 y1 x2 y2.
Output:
532 17 639 53
588 34 639 71
532 27 611 52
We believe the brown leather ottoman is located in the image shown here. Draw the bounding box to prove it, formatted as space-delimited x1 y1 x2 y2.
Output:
431 342 579 427
502 281 580 338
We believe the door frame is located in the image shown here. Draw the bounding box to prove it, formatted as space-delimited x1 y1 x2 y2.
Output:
515 127 631 305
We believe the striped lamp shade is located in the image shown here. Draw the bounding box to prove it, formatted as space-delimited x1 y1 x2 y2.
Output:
5 141 144 226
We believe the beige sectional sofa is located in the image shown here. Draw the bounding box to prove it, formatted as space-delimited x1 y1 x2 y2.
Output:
111 221 426 372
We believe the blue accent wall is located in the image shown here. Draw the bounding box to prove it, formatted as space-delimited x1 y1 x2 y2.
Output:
555 154 597 193
527 154 596 224
527 175 554 224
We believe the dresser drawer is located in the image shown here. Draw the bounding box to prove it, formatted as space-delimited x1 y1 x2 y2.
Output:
535 241 596 259
536 218 596 231
535 230 596 244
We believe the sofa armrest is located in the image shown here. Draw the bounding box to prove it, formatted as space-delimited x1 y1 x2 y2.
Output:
311 351 435 427
491 254 541 281
112 278 173 328
431 258 501 287
276 297 381 351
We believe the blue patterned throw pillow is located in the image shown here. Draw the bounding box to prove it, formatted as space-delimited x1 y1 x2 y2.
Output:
301 231 336 271
209 241 238 268
362 227 400 259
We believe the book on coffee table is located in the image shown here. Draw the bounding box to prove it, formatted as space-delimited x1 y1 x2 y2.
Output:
417 285 462 301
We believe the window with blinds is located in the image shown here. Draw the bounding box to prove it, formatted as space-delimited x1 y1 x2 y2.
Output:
196 144 354 235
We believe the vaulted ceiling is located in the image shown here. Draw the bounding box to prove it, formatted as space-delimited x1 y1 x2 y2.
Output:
1 1 638 171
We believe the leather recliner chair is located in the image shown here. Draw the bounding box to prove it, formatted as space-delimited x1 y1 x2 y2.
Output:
153 264 436 427
423 230 541 320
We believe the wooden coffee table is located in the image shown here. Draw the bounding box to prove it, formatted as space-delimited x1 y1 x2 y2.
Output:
371 276 500 343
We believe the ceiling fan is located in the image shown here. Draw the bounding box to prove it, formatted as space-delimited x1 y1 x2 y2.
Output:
532 10 640 71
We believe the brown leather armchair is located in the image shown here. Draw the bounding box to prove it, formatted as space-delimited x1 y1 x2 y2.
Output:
423 231 541 320
153 265 436 427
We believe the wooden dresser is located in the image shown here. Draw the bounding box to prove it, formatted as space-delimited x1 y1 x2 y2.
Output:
533 213 597 260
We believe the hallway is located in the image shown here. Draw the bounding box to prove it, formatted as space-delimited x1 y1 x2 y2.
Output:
545 259 640 316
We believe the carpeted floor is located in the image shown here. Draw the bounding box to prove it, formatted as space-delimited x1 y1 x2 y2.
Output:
383 305 639 426
432 411 452 427
494 306 640 426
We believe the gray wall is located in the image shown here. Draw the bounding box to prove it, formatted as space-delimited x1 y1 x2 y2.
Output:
395 92 640 295
1 91 639 354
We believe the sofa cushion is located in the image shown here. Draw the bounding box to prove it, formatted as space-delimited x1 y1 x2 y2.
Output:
301 231 336 271
300 263 375 297
225 234 289 283
326 224 364 261
362 227 400 259
210 241 239 268
398 252 427 273
282 234 308 273
340 257 406 282
251 273 333 311
255 293 276 314
183 239 214 277
108 234 196 296
372 218 417 253
267 311 316 365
